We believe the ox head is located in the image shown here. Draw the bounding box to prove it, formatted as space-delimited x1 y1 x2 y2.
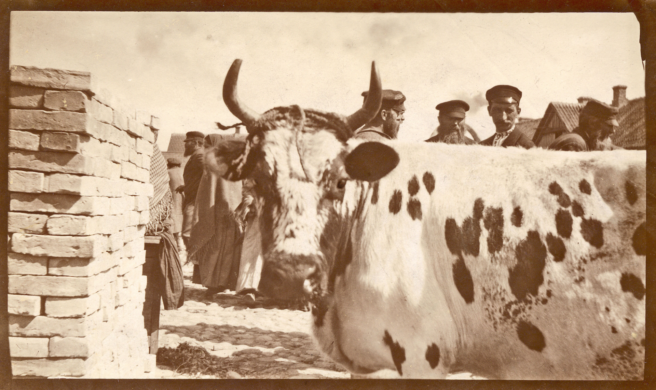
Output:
208 59 399 301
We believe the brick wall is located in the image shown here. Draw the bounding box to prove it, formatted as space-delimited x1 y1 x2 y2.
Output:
8 66 157 377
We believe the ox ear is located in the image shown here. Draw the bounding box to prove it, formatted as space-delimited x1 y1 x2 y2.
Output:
344 142 399 182
206 137 257 181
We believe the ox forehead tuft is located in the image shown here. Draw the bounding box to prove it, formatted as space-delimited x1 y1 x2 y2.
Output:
453 255 475 304
371 181 380 205
545 233 566 262
483 207 504 254
511 206 523 227
408 175 420 196
389 190 403 214
383 330 406 376
422 172 436 194
407 198 423 221
572 201 585 217
581 218 604 248
579 179 592 195
549 181 572 208
625 180 638 205
632 222 646 256
509 230 547 301
555 209 573 238
425 343 441 369
620 273 645 300
517 320 546 352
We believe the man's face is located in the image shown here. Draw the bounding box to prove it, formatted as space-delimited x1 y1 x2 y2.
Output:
487 102 521 132
584 116 617 150
382 108 405 138
438 114 464 134
184 139 199 156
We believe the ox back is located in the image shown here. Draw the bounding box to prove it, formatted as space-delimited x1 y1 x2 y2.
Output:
314 142 645 380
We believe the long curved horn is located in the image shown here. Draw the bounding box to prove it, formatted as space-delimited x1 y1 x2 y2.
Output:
223 59 261 130
346 61 382 130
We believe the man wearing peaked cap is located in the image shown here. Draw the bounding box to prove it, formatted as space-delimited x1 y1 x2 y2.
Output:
481 85 535 149
353 89 406 141
549 99 621 151
426 100 478 145
177 131 206 258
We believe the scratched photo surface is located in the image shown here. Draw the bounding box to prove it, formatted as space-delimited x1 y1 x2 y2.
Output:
9 12 645 380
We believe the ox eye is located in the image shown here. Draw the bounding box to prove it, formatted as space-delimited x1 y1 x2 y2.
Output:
337 179 347 189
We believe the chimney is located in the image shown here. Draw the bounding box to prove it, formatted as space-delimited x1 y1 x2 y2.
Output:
612 85 628 107
577 97 591 105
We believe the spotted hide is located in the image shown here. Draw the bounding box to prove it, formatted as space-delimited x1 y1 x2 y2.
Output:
212 59 646 380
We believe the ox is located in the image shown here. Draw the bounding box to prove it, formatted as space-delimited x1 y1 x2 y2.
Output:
207 59 646 379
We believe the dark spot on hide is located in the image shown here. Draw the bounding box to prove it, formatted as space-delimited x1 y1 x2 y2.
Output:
545 233 566 262
620 273 645 300
611 326 618 334
546 290 552 298
444 219 462 255
632 222 646 256
571 201 584 217
462 217 481 257
509 231 547 301
625 180 638 205
511 206 523 227
625 318 631 324
383 330 406 376
453 255 475 304
555 209 573 238
517 320 546 352
579 179 592 195
425 343 441 369
312 297 329 327
473 198 485 221
611 341 636 362
483 207 504 254
408 175 420 196
581 218 604 248
389 190 402 214
371 181 379 204
407 198 422 220
549 181 571 208
423 172 435 194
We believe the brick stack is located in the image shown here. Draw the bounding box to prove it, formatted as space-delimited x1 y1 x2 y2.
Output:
8 66 157 377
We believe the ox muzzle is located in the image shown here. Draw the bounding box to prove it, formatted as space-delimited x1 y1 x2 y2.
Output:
257 251 324 301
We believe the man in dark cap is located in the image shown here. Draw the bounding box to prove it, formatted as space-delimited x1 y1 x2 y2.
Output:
353 89 406 141
176 131 206 250
426 100 477 145
481 85 535 148
549 99 620 151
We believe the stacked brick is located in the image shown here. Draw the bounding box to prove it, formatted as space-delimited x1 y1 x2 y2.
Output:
8 66 157 377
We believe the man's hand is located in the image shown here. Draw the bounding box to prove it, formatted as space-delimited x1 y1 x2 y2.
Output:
175 185 185 193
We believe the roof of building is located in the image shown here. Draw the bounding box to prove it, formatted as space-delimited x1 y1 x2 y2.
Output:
550 102 584 132
611 97 645 149
515 118 541 140
166 133 186 154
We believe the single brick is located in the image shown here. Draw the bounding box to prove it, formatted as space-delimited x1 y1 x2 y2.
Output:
9 275 90 297
9 130 40 151
10 233 104 258
11 65 91 90
9 337 49 358
49 337 90 358
139 209 150 225
135 137 153 156
46 214 91 235
9 150 95 175
9 85 45 108
135 167 150 183
88 99 113 124
109 197 132 216
8 170 44 193
120 161 138 181
110 144 128 163
8 294 42 315
128 149 141 166
10 193 112 215
141 154 151 170
8 212 48 234
93 158 121 180
134 196 149 211
9 109 87 131
150 115 160 130
113 109 129 131
11 358 88 377
46 294 101 318
9 314 86 337
49 253 114 277
44 90 88 112
89 215 125 234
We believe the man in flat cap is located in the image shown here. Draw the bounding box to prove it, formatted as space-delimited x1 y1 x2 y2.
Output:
426 100 477 145
354 89 406 141
481 85 535 148
176 131 206 253
549 99 620 151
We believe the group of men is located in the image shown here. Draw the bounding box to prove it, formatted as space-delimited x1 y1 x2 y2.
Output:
355 84 621 152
